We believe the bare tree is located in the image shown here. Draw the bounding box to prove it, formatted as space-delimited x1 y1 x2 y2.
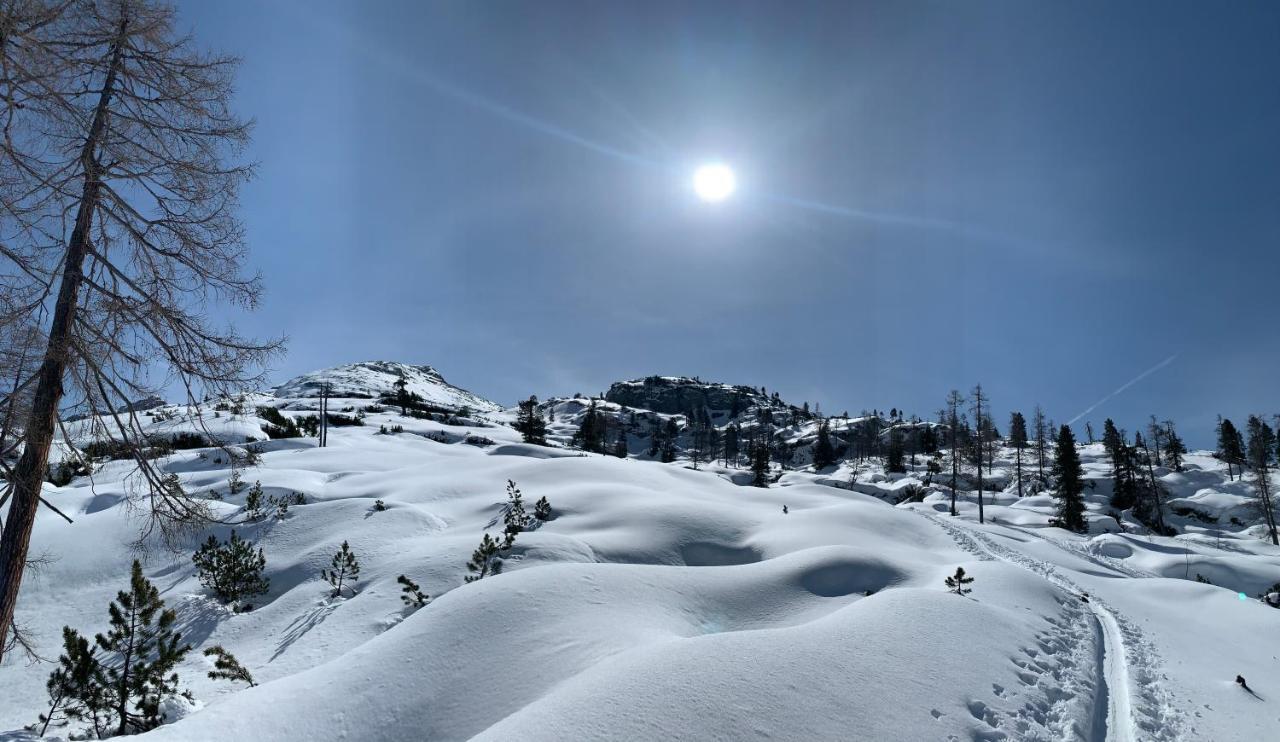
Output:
944 389 963 516
0 0 280 661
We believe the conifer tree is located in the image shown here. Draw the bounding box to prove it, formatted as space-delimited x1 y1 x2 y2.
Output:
502 480 527 549
534 496 553 521
1218 417 1246 481
1052 426 1088 533
464 534 503 582
1147 415 1165 467
38 627 103 736
396 575 429 609
723 424 740 468
192 530 269 606
1032 405 1049 487
945 567 974 595
812 419 836 470
1246 415 1278 545
1162 420 1186 472
324 541 360 597
750 441 771 487
969 384 989 523
203 645 255 687
885 429 906 473
946 390 964 515
613 429 628 458
571 401 607 453
243 480 265 521
96 561 192 735
514 396 547 445
392 377 410 416
1009 412 1028 497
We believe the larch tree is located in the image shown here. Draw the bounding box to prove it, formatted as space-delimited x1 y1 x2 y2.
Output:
945 389 963 516
969 384 988 523
1031 405 1048 488
0 0 280 661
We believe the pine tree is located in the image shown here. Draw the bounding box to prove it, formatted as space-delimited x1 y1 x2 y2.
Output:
751 441 771 487
1218 417 1246 481
227 467 245 496
96 561 192 735
723 424 740 468
392 376 410 416
1009 412 1028 497
1246 415 1279 545
1052 426 1088 533
613 428 628 458
192 530 269 606
243 480 265 520
886 429 906 473
514 396 547 445
502 480 527 549
464 534 503 583
945 567 974 595
534 496 553 521
1162 420 1186 472
38 627 103 736
324 541 360 597
396 575 429 609
571 401 607 453
812 419 836 470
203 645 256 687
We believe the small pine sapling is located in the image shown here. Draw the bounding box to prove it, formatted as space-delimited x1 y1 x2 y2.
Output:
192 530 270 607
96 561 192 735
227 468 245 496
243 480 265 520
397 575 430 608
324 541 361 597
373 499 387 512
502 480 527 549
465 534 504 583
533 496 553 522
38 627 102 736
945 567 974 595
203 646 256 687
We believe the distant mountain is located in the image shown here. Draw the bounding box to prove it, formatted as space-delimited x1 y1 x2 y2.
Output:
604 375 785 417
273 361 501 412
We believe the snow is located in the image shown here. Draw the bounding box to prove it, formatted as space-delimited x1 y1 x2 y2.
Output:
3 364 1279 740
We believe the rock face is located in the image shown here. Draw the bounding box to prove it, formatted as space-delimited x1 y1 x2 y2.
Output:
604 376 776 417
273 361 501 412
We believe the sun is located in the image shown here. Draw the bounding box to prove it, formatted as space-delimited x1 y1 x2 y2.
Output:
692 163 736 202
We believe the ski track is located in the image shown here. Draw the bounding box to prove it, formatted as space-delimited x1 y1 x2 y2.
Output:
921 513 1183 742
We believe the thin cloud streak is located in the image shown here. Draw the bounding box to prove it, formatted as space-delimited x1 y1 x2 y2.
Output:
1066 354 1179 426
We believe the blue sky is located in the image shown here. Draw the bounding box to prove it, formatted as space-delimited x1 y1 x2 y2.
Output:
176 0 1280 447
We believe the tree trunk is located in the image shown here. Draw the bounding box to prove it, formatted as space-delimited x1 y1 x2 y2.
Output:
1015 447 1023 497
0 26 125 663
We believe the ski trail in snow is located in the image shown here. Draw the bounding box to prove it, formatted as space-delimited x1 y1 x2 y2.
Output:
920 513 1181 741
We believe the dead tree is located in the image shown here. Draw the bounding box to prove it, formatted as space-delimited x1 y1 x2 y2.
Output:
0 0 280 662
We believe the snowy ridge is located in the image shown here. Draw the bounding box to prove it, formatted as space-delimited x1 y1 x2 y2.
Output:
273 360 501 412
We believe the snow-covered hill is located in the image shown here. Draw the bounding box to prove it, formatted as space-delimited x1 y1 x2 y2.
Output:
2 364 1277 741
273 361 501 413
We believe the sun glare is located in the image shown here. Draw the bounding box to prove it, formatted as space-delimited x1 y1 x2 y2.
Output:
692 163 736 202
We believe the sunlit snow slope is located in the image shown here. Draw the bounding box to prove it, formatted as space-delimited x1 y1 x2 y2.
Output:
1 365 1276 741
